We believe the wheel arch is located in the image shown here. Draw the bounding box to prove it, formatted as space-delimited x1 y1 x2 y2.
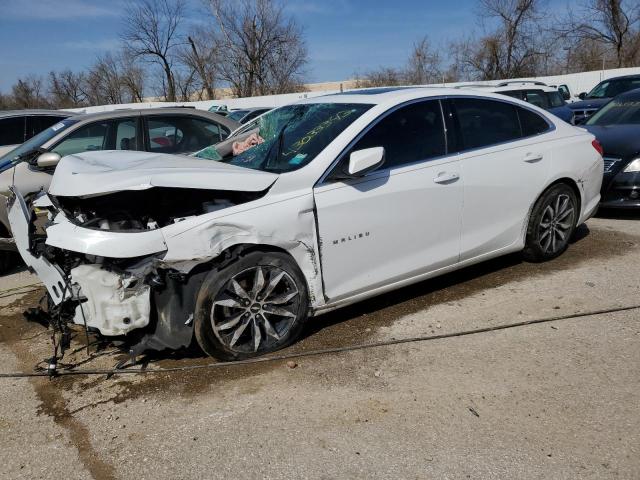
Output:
183 241 322 309
522 176 583 245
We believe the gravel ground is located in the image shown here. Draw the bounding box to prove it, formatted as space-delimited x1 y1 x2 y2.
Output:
0 214 638 480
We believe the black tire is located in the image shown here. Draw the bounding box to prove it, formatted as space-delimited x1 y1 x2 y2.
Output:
194 250 309 360
523 183 578 262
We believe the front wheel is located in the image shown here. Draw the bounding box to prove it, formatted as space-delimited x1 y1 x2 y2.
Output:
523 184 578 262
194 250 309 360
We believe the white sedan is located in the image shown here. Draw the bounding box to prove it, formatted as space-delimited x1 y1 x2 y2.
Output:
9 87 603 360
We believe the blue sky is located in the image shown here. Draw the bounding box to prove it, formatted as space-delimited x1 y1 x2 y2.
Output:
0 0 573 92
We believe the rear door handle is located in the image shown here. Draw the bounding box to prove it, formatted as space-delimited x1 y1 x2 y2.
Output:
433 172 460 184
524 153 543 163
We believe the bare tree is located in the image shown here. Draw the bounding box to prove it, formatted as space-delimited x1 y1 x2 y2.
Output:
118 51 146 102
558 0 640 68
121 0 186 101
11 75 50 109
354 67 404 88
49 70 87 108
84 54 127 105
180 30 218 100
208 0 308 97
404 37 444 85
449 0 547 80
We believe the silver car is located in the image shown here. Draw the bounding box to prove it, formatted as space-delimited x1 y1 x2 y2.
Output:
0 107 239 272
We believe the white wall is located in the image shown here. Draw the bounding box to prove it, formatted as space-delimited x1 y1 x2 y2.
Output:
66 66 640 114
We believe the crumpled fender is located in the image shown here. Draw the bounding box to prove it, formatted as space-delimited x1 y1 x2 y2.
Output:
158 192 325 308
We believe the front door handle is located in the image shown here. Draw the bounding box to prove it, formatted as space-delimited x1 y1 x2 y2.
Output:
524 153 543 163
433 172 460 184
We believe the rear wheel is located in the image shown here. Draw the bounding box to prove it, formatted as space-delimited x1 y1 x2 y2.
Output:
523 183 578 262
194 250 309 360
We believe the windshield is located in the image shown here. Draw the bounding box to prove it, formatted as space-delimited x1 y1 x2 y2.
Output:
586 98 640 125
227 110 249 122
0 118 78 167
195 103 372 173
548 92 565 107
587 78 640 99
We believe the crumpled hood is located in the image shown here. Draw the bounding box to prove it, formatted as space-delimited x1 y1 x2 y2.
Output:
49 150 278 197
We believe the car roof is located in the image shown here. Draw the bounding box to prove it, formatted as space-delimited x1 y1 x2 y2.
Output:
602 74 640 82
0 109 74 118
614 87 640 100
490 85 558 93
301 86 550 106
66 107 239 130
233 107 270 112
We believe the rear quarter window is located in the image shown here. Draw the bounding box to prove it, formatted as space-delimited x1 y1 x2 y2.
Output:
518 107 551 137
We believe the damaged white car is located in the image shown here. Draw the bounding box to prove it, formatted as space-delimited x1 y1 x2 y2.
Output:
8 88 603 360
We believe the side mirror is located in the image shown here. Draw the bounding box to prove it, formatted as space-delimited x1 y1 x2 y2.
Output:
346 147 385 177
561 90 570 100
578 92 587 100
36 152 61 168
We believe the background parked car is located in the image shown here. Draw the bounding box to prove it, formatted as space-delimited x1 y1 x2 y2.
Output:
226 107 272 124
584 88 640 209
569 74 640 123
0 110 73 157
0 107 239 272
491 82 576 124
458 82 575 124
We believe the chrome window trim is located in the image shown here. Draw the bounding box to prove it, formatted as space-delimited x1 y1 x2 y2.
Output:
316 94 557 187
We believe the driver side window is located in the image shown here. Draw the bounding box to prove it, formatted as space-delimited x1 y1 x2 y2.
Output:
52 118 137 157
52 122 108 157
347 100 446 171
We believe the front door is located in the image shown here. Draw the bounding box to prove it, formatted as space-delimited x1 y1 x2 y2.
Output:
313 99 463 301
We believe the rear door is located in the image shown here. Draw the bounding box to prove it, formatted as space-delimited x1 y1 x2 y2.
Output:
314 99 463 301
449 97 553 260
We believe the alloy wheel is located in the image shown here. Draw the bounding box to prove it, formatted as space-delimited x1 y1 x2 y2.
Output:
211 266 300 353
537 193 575 255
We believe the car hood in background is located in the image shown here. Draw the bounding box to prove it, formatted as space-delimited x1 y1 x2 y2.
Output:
584 124 640 160
568 98 609 111
548 105 574 123
49 150 278 197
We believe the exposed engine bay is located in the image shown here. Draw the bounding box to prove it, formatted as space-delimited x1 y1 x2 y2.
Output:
10 184 269 363
51 187 264 232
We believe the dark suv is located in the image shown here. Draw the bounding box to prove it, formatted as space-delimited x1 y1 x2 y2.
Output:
569 74 640 123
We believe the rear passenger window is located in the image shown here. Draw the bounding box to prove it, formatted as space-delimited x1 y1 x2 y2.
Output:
146 116 227 154
518 107 550 137
350 100 446 169
26 115 67 140
0 117 25 145
453 98 521 149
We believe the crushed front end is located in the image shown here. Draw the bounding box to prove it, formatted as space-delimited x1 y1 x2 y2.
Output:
6 187 247 357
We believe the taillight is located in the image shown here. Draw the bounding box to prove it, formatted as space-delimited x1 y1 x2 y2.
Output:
591 139 604 156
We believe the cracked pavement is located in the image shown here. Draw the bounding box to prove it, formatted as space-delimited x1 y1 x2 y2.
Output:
0 214 639 480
